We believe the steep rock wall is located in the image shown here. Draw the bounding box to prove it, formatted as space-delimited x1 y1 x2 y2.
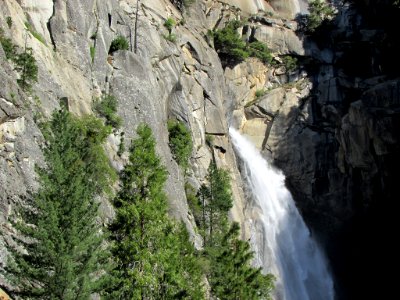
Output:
2 0 398 298
0 0 254 281
0 0 314 294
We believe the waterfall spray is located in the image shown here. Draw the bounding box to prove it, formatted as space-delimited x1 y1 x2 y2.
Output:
229 128 334 300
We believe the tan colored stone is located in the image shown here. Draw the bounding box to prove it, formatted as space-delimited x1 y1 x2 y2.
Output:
241 118 269 150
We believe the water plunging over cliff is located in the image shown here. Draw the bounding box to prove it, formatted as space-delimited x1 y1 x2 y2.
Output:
229 128 334 300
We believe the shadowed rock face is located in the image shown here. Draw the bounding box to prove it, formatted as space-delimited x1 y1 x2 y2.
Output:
237 2 400 298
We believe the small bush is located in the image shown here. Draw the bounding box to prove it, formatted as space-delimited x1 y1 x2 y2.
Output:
247 41 272 64
305 0 335 32
212 20 273 66
167 119 193 170
213 20 248 63
15 48 38 90
164 17 176 34
6 17 12 29
255 89 266 98
109 36 129 54
0 35 18 60
282 55 298 73
183 0 195 7
164 33 177 42
0 31 38 91
93 94 122 129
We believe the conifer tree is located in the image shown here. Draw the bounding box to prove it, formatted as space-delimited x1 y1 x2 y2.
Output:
106 124 204 299
208 223 275 300
197 162 274 299
2 109 115 299
199 162 233 245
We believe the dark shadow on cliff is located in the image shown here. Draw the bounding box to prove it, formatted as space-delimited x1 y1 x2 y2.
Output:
271 1 400 299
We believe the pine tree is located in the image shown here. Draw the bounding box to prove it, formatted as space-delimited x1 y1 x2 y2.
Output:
106 124 204 299
2 109 116 299
200 162 233 245
208 223 275 300
197 162 274 299
14 47 38 91
158 223 205 299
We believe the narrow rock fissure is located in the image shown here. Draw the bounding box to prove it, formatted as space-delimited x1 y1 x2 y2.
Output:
47 0 57 51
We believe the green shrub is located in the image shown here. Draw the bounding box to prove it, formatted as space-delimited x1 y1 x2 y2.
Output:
212 20 273 66
255 89 266 98
305 0 335 32
183 0 195 7
167 119 193 170
93 94 122 129
0 35 18 60
247 41 272 64
282 55 298 73
25 21 46 44
109 36 129 54
0 31 38 90
213 20 248 63
164 33 177 42
164 17 176 34
6 17 12 29
15 48 38 90
163 18 177 42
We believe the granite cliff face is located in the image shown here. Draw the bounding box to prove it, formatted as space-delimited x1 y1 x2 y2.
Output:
1 0 398 298
231 1 400 298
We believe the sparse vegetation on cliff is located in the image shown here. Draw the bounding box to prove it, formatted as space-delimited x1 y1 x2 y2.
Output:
25 21 46 45
255 89 267 98
304 0 335 32
109 35 129 54
167 119 193 170
0 29 38 91
93 94 122 129
212 20 272 66
163 17 177 42
282 55 298 73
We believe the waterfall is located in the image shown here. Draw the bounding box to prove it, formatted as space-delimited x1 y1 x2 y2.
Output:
229 128 334 300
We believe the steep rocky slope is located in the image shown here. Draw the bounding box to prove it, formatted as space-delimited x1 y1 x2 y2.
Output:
0 0 246 284
1 0 399 299
0 0 307 251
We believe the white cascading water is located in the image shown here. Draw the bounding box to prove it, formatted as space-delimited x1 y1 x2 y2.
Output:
229 128 334 300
